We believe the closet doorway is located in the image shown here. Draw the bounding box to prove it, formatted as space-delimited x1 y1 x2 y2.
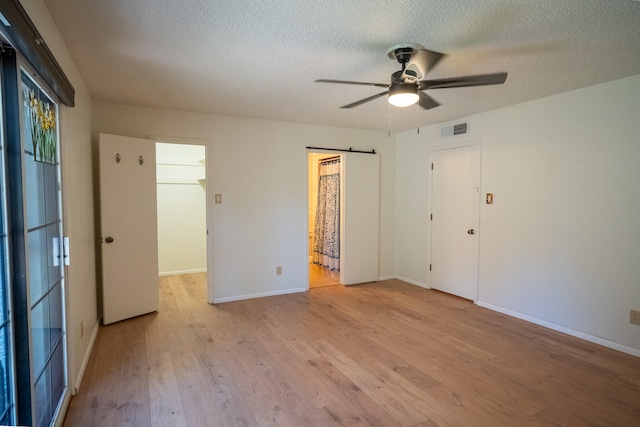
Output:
156 142 208 291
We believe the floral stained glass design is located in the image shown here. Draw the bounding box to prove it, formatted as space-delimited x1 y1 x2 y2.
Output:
24 88 57 164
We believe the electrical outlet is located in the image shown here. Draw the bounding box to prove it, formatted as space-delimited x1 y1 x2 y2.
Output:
276 266 282 276
631 310 640 326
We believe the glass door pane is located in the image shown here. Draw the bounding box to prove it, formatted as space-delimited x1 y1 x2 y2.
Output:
20 70 66 427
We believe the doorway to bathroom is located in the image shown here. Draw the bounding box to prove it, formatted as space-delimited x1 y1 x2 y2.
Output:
307 150 380 289
308 153 341 288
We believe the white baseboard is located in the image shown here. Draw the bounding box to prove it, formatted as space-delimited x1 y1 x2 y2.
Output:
72 320 100 394
394 275 430 289
57 318 101 427
476 301 640 358
159 268 207 277
213 286 308 304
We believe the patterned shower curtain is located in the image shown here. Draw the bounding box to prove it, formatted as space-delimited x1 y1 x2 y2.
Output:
312 158 340 270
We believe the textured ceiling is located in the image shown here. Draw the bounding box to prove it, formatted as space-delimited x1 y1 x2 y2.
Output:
43 0 640 132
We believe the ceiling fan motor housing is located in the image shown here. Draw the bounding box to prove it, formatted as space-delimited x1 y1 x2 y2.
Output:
389 82 418 96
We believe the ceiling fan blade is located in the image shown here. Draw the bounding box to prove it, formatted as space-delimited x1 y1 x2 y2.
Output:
341 91 389 108
418 92 441 110
315 79 389 88
419 72 508 90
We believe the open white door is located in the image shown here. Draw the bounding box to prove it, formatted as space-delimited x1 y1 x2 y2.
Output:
99 133 159 324
341 153 380 285
430 144 480 300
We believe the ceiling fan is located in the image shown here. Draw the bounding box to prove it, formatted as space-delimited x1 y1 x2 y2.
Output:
315 43 507 110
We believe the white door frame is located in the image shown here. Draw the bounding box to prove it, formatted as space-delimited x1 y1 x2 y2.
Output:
149 135 214 303
307 150 380 287
428 139 482 300
307 151 342 289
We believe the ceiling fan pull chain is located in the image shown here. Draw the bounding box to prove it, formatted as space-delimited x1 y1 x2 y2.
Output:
416 103 420 134
388 102 391 138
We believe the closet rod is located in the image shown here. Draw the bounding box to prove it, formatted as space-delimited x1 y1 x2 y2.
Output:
305 146 376 155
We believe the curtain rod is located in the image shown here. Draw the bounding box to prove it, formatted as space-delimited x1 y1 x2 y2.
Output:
318 155 340 163
306 146 376 155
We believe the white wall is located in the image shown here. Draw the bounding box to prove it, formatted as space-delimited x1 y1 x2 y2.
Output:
93 106 396 301
22 0 97 396
156 143 206 275
396 74 640 354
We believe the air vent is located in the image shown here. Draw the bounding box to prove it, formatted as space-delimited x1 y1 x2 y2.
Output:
440 121 469 138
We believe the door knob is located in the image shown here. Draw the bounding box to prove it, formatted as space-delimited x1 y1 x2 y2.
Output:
467 229 475 235
105 236 114 243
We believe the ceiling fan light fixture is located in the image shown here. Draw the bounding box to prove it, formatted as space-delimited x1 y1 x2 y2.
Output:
388 83 419 107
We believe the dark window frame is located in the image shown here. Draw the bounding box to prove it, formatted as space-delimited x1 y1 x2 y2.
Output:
0 0 74 107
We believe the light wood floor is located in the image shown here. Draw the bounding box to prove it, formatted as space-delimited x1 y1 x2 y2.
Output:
309 263 341 289
63 274 640 426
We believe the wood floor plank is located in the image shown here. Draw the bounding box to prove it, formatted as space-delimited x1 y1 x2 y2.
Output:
204 376 259 427
171 349 227 427
63 274 640 427
247 322 342 409
308 356 402 427
148 351 188 427
78 322 127 427
114 316 150 427
315 339 429 426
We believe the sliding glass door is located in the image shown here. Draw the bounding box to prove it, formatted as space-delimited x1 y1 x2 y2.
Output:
0 48 68 427
0 0 74 421
20 70 67 427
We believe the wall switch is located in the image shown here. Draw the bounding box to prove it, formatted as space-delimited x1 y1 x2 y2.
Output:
631 309 640 326
215 194 222 204
276 266 282 276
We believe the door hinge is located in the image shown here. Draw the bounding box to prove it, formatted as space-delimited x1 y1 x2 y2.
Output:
429 264 432 271
430 213 432 220
431 163 434 170
54 236 71 266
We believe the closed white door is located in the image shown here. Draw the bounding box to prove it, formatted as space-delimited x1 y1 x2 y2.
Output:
430 145 480 300
341 153 380 285
99 133 159 324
